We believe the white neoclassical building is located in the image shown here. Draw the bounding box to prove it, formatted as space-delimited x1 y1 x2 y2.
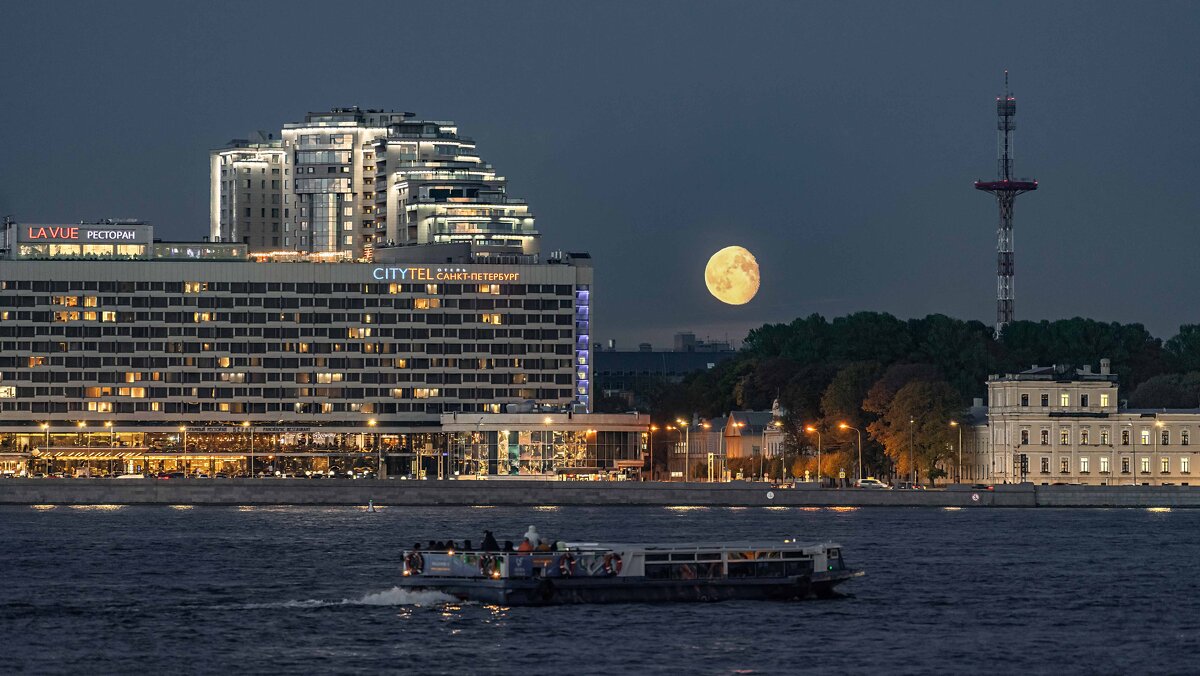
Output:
960 359 1200 486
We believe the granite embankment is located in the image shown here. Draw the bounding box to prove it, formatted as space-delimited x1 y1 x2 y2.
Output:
2 479 1200 507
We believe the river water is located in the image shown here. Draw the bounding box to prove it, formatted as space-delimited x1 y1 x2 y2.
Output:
1 504 1195 675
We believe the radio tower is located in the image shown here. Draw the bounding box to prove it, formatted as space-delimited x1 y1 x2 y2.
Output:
975 70 1037 337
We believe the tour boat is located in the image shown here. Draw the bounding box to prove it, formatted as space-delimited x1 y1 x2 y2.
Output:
399 539 863 605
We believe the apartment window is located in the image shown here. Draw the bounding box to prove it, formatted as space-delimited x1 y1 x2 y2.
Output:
1060 392 1070 407
1183 430 1190 446
1080 429 1090 445
1040 394 1049 407
1081 394 1089 407
1020 429 1030 445
1040 429 1049 445
1183 457 1191 474
1100 456 1110 473
1141 457 1150 474
1080 457 1090 474
1020 393 1029 407
343 235 353 245
1100 393 1110 407
1101 429 1110 445
1040 457 1049 473
1060 429 1070 445
1121 429 1130 445
343 221 353 231
1122 457 1130 474
1161 457 1170 473
1161 430 1170 446
1140 430 1150 446
1060 457 1069 473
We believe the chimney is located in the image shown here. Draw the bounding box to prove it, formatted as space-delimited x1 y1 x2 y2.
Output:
1100 358 1111 375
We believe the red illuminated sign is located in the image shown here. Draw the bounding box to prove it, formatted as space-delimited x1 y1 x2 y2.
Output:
26 226 78 240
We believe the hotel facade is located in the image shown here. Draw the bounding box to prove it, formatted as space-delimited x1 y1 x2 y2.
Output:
0 219 646 478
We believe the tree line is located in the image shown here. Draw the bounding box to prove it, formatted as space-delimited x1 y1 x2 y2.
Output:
603 313 1200 483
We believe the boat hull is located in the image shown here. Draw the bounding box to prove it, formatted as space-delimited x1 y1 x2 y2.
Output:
399 570 861 606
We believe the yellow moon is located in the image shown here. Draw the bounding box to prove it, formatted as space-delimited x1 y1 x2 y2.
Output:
704 246 760 305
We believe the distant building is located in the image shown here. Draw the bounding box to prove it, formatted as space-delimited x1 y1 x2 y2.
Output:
593 333 738 408
962 359 1200 486
213 108 539 262
372 119 538 263
209 134 288 252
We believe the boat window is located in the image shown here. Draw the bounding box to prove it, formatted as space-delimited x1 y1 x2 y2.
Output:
645 553 670 562
729 551 756 561
670 563 700 580
756 561 786 577
785 560 814 576
696 552 722 561
759 551 783 559
669 553 697 562
727 562 756 578
645 564 671 580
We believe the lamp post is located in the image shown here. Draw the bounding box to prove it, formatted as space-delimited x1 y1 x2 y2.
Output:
105 421 113 477
40 423 49 475
839 423 862 482
950 421 962 484
369 418 380 478
908 418 915 486
676 418 690 482
648 425 658 480
805 426 822 486
243 420 252 478
1155 419 1164 487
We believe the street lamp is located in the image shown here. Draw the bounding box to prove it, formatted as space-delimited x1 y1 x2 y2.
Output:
950 421 962 484
838 423 862 483
676 418 690 482
805 425 822 486
368 418 380 478
242 420 253 478
649 425 658 480
1155 419 1165 486
908 418 915 485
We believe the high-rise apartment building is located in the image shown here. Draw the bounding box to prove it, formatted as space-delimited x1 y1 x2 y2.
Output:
280 107 410 256
373 120 538 262
209 133 288 251
213 108 537 261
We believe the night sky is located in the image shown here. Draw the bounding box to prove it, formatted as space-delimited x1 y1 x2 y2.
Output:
3 1 1198 348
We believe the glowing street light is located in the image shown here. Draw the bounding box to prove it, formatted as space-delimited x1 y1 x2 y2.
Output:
950 421 963 483
838 423 863 483
805 426 822 485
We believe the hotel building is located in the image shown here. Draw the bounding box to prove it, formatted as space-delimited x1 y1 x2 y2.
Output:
0 218 642 478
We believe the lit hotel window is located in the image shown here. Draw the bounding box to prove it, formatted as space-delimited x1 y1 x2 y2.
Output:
1060 393 1070 407
1100 393 1110 407
28 357 46 367
0 386 15 398
1141 430 1151 446
101 311 117 322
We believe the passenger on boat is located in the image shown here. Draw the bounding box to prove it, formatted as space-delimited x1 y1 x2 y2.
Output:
503 540 515 552
480 530 500 551
535 539 551 552
463 540 473 551
517 538 534 552
445 540 456 552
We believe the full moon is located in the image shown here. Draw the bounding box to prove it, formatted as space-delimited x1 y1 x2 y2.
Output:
704 246 760 305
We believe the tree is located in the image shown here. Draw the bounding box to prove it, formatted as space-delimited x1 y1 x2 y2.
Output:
1165 326 1200 374
868 379 962 486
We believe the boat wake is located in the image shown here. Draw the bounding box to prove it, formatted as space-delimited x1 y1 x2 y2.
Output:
229 587 458 610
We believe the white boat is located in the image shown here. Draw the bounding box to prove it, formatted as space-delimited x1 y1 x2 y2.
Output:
399 539 863 605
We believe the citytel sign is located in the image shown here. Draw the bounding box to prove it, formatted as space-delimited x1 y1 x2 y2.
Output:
19 225 142 243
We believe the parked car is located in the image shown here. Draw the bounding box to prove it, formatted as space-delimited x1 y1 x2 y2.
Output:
854 478 891 489
895 481 926 490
